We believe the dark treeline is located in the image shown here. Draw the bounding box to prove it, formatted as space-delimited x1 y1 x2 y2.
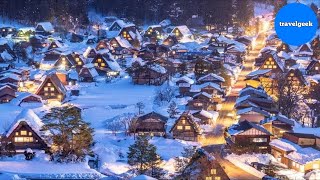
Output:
0 0 257 28
93 0 254 26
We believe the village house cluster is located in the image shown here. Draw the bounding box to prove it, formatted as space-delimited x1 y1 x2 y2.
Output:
0 9 319 179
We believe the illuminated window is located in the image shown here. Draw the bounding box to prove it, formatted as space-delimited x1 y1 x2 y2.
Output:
62 57 66 61
251 138 267 142
182 120 186 124
290 73 294 76
215 177 220 180
101 63 106 67
177 126 183 130
14 137 33 142
15 132 19 136
44 87 49 91
45 93 49 96
75 58 79 62
206 177 212 180
28 132 32 136
52 45 57 48
266 62 270 65
51 93 55 96
98 58 102 63
185 126 191 130
273 65 277 68
47 83 52 86
78 62 82 65
316 67 319 70
20 131 27 135
94 63 98 66
271 61 275 65
211 169 216 175
50 87 54 91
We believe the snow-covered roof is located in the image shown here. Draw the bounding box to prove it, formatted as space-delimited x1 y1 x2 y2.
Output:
173 25 192 36
198 73 225 83
150 64 167 74
106 59 121 71
19 27 35 32
228 120 271 136
190 82 223 93
260 114 295 126
193 92 212 99
36 22 54 32
10 92 42 106
5 109 48 137
270 139 320 164
114 36 132 49
0 38 8 46
246 69 271 79
1 50 13 61
237 107 270 117
0 73 21 81
176 76 195 84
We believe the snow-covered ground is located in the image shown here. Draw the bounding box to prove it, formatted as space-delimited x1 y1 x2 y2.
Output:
0 152 103 179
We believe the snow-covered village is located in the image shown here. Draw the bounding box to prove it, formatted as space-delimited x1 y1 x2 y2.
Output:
0 0 319 179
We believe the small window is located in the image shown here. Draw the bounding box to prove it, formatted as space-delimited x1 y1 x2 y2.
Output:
101 63 106 67
44 87 49 91
206 177 212 180
315 67 319 70
185 126 191 130
177 126 183 130
28 132 32 136
20 131 27 135
94 63 98 66
44 93 49 96
211 169 216 175
51 93 55 96
98 59 102 63
182 120 186 124
78 62 82 65
50 87 54 91
15 132 19 136
215 177 220 180
75 58 79 62
47 83 52 86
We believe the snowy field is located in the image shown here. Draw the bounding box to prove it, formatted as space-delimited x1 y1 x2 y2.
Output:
0 77 199 178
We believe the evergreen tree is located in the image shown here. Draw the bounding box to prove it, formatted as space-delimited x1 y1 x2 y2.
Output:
42 105 94 162
127 136 162 174
167 101 179 118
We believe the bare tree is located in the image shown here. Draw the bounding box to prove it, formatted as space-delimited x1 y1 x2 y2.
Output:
107 121 122 136
154 84 176 106
120 113 134 136
128 116 139 140
136 101 145 115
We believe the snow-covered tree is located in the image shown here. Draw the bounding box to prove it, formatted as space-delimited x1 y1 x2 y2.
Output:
127 136 162 175
174 146 197 175
136 101 145 115
42 105 94 162
167 101 179 118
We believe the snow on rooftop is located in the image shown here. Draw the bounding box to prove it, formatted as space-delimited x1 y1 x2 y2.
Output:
36 22 54 32
131 175 157 180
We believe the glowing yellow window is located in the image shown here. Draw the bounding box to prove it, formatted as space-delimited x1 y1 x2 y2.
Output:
271 61 275 65
290 73 294 76
215 177 220 180
182 120 186 124
206 177 212 180
268 57 272 60
98 58 102 62
44 87 49 91
75 58 79 62
211 169 217 175
20 131 27 135
185 126 191 130
266 61 270 65
177 126 183 130
94 63 98 66
78 62 82 65
62 57 65 61
50 87 54 91
273 65 277 68
101 63 106 67
15 132 19 136
51 93 55 96
28 132 32 136
52 45 56 48
47 83 52 86
44 93 49 96
316 67 319 70
264 65 268 68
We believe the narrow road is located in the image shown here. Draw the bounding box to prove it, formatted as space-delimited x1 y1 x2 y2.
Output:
202 35 267 180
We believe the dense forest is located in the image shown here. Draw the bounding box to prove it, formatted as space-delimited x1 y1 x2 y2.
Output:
0 0 278 28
